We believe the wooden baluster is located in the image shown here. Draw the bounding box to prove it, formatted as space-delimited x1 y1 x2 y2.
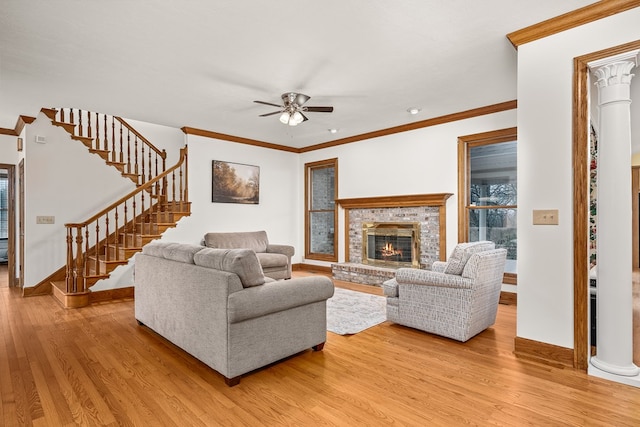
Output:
183 149 188 210
147 151 152 183
60 108 65 123
123 202 129 248
140 192 145 235
134 136 139 179
111 116 116 162
75 228 84 293
95 113 101 151
94 221 100 276
105 214 110 262
119 124 124 163
179 166 184 210
172 170 176 205
85 227 91 282
78 109 83 137
70 108 74 126
114 208 119 262
66 228 74 293
126 130 132 175
141 143 146 185
103 114 108 151
132 199 137 237
87 111 92 139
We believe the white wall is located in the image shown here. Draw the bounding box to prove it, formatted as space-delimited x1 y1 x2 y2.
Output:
0 134 21 165
517 8 640 348
299 110 517 270
161 135 302 260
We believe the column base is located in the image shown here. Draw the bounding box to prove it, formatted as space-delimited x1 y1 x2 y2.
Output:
590 356 640 377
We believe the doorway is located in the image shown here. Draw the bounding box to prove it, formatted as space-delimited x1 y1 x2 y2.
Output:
0 163 16 289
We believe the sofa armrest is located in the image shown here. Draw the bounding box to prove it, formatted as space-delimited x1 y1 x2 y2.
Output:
266 244 295 258
395 268 473 290
431 261 447 273
228 276 334 323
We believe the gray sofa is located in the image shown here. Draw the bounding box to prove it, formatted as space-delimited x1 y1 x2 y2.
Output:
203 230 294 280
134 241 334 386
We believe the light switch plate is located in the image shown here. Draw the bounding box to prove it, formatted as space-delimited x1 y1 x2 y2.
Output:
36 215 55 224
532 209 558 225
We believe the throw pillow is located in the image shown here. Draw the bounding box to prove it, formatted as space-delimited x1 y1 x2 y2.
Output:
194 248 265 287
444 244 471 275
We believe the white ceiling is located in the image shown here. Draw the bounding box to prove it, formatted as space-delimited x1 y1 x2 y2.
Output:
0 0 611 149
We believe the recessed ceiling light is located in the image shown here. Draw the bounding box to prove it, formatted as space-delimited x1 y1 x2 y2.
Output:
407 107 421 115
328 128 338 134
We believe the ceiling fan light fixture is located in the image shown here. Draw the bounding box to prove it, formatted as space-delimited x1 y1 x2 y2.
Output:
279 112 290 124
291 111 304 125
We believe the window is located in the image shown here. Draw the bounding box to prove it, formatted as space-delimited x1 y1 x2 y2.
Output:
458 128 517 284
0 172 8 239
305 158 338 261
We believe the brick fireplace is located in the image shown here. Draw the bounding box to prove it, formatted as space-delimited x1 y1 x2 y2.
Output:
332 193 452 285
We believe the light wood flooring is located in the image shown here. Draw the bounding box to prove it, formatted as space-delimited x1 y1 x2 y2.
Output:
1 271 640 425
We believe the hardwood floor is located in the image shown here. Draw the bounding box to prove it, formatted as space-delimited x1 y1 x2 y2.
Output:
1 273 640 426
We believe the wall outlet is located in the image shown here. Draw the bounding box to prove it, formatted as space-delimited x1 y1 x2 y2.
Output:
532 209 558 225
36 215 55 224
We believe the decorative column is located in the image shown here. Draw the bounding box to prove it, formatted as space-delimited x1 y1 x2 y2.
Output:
589 50 639 377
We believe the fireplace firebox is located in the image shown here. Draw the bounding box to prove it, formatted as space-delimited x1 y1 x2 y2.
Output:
362 222 420 268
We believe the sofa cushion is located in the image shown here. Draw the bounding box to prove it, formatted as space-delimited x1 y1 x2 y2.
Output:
141 241 204 264
444 241 495 275
256 252 288 268
194 248 265 288
203 231 269 253
162 243 205 264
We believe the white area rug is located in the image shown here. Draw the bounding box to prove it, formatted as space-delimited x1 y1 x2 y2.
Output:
326 287 387 335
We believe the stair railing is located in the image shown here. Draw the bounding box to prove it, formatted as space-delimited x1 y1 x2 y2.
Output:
55 108 167 185
65 147 188 294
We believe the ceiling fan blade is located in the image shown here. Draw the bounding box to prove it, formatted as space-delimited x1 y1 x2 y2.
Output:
304 106 334 113
259 111 282 117
300 112 309 122
254 100 283 108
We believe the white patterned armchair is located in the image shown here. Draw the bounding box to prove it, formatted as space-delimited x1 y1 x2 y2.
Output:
382 242 507 342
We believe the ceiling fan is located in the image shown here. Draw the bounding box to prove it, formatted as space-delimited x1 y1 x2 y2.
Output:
254 92 333 126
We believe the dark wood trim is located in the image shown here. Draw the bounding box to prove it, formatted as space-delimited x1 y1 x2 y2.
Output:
499 291 517 306
181 126 299 153
304 158 339 262
292 263 332 274
507 1 640 49
0 115 36 136
457 127 518 284
300 101 517 153
514 337 574 369
336 193 453 209
89 286 134 304
572 39 640 372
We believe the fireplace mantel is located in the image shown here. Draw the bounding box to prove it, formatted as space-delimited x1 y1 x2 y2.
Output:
337 193 453 267
336 193 452 209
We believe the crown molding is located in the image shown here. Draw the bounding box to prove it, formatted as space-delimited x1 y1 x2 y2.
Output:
181 126 300 153
299 100 517 153
507 0 640 49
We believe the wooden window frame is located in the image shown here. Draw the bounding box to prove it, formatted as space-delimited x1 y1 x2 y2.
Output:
458 127 518 285
305 158 338 262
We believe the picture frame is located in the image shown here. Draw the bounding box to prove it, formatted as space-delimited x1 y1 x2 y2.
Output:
17 137 23 152
212 160 260 204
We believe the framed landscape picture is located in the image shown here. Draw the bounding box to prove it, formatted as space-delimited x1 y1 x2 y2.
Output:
212 160 260 204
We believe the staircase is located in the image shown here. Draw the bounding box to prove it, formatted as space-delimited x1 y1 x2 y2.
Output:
41 108 190 308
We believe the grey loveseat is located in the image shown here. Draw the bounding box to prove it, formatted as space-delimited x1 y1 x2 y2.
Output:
134 241 334 386
203 230 294 280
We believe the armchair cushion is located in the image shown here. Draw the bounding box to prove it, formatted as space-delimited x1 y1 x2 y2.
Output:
194 248 265 288
443 241 496 275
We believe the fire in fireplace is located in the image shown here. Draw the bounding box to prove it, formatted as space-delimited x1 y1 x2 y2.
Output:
362 222 420 268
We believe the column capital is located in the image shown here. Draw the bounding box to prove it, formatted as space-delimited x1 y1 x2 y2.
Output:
589 50 638 89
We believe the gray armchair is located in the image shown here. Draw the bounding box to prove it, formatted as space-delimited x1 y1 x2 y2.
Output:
383 241 507 342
